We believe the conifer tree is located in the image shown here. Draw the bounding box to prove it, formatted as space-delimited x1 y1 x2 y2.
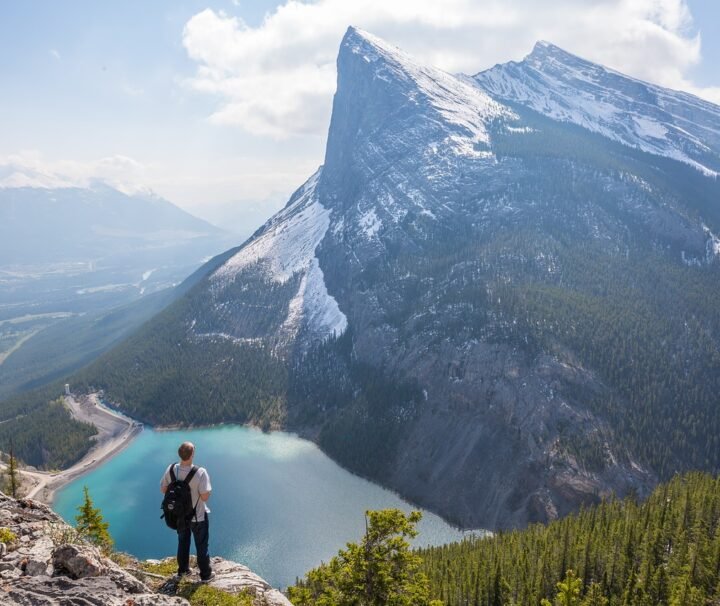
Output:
580 582 608 606
413 473 720 606
542 569 583 606
289 509 442 606
2 442 20 498
75 486 113 551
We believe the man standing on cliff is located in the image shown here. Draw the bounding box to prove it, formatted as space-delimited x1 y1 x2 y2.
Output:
160 441 214 581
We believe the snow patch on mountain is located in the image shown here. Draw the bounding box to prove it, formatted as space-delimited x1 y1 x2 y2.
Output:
359 207 382 238
214 171 326 283
632 116 668 140
281 257 347 338
703 224 720 260
213 168 347 339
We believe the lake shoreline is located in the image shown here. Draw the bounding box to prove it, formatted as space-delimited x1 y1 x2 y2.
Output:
40 394 480 536
51 423 480 588
24 393 143 505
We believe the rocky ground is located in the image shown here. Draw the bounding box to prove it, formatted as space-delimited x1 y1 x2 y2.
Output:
0 491 292 605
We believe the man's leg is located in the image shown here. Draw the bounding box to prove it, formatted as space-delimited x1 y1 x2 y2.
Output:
192 515 211 580
177 526 192 575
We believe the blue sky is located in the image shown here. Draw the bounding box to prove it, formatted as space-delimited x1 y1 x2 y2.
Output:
685 0 720 87
1 0 718 233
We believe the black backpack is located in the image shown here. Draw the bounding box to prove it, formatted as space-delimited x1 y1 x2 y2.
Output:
160 464 198 531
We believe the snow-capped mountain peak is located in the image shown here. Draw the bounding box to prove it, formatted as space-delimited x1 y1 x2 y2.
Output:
473 41 720 176
332 27 513 161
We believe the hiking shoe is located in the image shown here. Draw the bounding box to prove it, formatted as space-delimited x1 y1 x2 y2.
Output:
174 570 191 579
200 571 215 583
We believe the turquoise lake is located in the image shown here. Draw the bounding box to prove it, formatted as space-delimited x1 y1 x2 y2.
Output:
53 426 474 588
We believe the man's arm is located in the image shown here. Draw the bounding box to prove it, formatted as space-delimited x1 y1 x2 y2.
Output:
198 468 212 502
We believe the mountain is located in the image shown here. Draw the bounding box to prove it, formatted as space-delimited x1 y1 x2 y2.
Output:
16 28 720 529
0 183 227 266
473 41 720 176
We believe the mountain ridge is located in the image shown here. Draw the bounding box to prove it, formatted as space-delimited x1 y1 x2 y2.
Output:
473 39 720 176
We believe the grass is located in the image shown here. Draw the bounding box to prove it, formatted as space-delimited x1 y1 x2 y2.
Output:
177 582 255 606
139 558 179 576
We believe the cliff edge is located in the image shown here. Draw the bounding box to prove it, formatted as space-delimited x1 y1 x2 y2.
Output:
0 491 292 605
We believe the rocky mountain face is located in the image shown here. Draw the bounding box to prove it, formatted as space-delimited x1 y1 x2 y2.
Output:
0 492 292 605
75 28 720 529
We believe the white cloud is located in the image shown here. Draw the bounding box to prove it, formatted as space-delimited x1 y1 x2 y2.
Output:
0 151 151 195
181 0 719 139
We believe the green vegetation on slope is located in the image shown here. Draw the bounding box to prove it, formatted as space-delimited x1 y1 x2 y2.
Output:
0 389 95 469
418 472 720 605
290 509 441 606
72 294 290 428
0 289 175 401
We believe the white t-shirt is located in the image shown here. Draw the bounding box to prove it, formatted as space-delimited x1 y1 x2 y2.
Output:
160 463 212 522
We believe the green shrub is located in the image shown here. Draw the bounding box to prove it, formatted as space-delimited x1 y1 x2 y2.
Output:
0 527 17 544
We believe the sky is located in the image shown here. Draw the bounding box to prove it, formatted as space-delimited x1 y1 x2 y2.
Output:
1 0 719 235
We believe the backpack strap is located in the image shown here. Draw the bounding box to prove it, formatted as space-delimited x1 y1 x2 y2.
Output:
168 463 177 483
184 466 200 522
184 465 199 485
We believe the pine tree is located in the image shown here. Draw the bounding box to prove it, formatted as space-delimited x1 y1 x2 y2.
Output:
542 569 583 606
288 509 442 606
75 486 113 551
3 443 19 498
581 582 608 606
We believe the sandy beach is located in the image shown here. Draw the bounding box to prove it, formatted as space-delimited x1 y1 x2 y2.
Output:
21 393 142 504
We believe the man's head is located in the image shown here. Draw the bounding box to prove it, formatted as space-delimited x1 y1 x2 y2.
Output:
178 441 195 463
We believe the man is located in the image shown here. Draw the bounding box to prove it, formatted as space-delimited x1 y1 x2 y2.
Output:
160 441 214 581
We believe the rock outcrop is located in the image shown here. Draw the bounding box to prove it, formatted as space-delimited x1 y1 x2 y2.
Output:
0 492 293 605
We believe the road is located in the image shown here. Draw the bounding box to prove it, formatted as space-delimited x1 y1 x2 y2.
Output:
20 393 142 503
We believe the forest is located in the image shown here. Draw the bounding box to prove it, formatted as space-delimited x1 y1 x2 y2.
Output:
289 472 720 605
419 472 720 605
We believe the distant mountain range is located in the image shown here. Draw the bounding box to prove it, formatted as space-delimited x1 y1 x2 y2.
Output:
0 183 227 266
8 28 720 529
0 184 238 401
